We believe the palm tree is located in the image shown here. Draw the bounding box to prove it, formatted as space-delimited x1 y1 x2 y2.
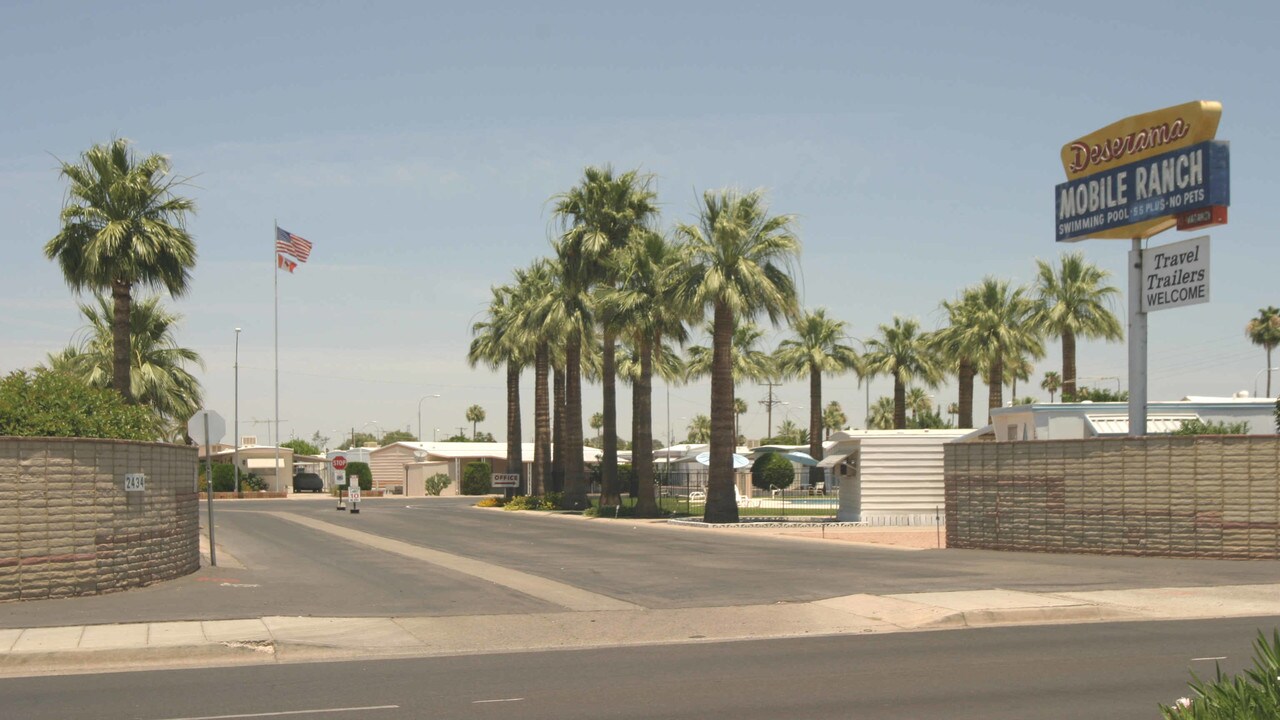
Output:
867 397 895 430
671 189 800 523
733 398 748 443
687 323 776 437
509 259 563 495
1032 252 1123 399
45 139 197 402
905 387 934 422
468 283 527 492
774 308 860 486
594 228 688 516
1040 370 1062 403
822 401 847 438
1004 354 1033 402
465 405 486 439
1246 307 1280 397
49 294 202 440
686 414 711 443
554 165 659 509
861 317 942 429
589 412 604 443
934 286 986 429
970 278 1044 415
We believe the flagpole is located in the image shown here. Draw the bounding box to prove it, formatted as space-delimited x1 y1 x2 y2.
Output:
274 220 282 494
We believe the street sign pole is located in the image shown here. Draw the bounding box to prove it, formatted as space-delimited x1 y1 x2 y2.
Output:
1128 238 1148 437
204 413 217 567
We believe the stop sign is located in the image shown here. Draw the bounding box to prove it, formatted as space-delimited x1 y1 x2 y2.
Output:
332 455 348 471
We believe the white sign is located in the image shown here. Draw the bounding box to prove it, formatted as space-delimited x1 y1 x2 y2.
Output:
491 473 520 488
334 469 347 486
1141 235 1210 312
348 484 360 503
125 473 145 492
186 408 227 444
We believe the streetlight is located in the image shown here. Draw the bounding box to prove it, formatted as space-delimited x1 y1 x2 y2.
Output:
234 328 241 495
433 427 441 442
1254 367 1280 398
417 394 440 442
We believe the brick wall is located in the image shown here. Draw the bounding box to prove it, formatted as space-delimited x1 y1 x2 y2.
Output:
0 437 200 602
945 436 1280 559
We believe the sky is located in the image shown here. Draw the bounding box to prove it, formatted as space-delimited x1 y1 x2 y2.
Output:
3 0 1278 448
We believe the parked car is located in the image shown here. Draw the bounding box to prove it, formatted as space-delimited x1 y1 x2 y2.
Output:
292 472 325 493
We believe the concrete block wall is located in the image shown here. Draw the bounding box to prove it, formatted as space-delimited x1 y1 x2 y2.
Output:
945 436 1280 559
0 437 199 602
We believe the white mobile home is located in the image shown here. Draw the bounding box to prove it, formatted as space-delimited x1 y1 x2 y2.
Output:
823 429 968 525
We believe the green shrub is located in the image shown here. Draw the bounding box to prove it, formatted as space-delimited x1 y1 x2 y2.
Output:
461 461 492 495
504 494 556 511
1173 419 1253 435
751 452 795 490
0 369 158 440
424 473 451 496
1159 629 1280 718
475 496 504 507
346 461 373 491
197 464 265 492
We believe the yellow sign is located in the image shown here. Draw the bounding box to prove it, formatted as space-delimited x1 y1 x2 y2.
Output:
1060 100 1221 239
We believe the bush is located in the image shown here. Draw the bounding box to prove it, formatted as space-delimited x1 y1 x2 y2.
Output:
346 461 373 491
1173 419 1253 435
198 464 264 492
475 496 504 507
588 462 637 495
461 461 492 495
424 473 451 496
751 452 795 490
504 495 556 511
1159 630 1280 718
0 369 158 440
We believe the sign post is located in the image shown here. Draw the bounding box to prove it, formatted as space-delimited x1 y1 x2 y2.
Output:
1055 101 1229 436
186 409 226 567
348 479 360 514
332 455 348 511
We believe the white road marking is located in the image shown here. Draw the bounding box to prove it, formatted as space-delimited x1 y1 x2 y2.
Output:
154 705 399 720
1191 656 1227 661
472 698 525 704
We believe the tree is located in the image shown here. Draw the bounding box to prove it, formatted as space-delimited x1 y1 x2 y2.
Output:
686 414 711 443
47 294 203 440
340 431 377 450
589 412 604 442
734 397 749 443
867 397 895 430
379 430 416 444
45 138 197 402
685 322 776 385
1246 306 1280 398
1032 252 1123 399
281 438 321 456
465 405 486 439
774 308 859 486
470 280 530 492
822 401 847 438
1040 371 1062 403
770 419 807 445
0 368 157 440
461 461 492 495
905 387 934 422
310 430 331 450
552 165 659 510
933 286 986 429
599 229 689 516
511 259 562 495
861 316 942 429
671 189 800 523
968 278 1044 416
751 452 795 491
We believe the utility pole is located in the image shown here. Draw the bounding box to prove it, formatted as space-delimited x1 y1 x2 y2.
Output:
758 381 783 440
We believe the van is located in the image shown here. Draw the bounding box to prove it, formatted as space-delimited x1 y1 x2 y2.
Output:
292 472 325 493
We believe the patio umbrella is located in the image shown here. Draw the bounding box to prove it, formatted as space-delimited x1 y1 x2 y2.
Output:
783 451 818 466
693 451 751 469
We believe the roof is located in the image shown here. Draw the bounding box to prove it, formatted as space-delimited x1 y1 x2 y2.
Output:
1085 413 1199 435
817 451 853 468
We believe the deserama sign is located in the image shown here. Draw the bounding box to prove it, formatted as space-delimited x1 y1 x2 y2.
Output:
1055 101 1228 242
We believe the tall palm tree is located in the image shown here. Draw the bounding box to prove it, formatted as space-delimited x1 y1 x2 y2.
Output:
554 165 659 509
468 283 527 492
933 286 985 429
1032 252 1123 399
45 139 197 402
686 414 711 443
598 229 688 516
905 387 934 422
733 398 748 443
671 189 800 523
969 278 1044 415
861 317 942 429
774 308 860 486
1246 307 1280 397
822 401 846 438
1041 370 1062 403
510 259 560 495
867 397 895 430
49 294 203 440
465 405 486 439
687 322 776 437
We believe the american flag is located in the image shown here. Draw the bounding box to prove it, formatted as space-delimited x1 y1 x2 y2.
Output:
275 226 313 263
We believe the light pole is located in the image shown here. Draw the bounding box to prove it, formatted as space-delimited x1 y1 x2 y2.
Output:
234 328 241 495
1254 367 1280 398
433 427 441 442
417 394 440 442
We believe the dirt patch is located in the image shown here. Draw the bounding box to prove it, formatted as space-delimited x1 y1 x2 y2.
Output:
757 527 947 549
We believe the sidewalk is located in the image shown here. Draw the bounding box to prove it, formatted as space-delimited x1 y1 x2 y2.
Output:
3 582 1278 677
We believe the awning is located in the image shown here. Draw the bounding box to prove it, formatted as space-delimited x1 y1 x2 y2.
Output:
1085 413 1199 435
244 458 288 469
817 452 852 469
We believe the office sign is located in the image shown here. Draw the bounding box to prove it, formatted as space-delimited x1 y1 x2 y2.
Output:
1055 141 1229 242
491 473 520 488
1141 235 1210 312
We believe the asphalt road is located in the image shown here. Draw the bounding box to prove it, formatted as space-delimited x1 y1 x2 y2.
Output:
2 617 1273 719
5 496 1280 629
